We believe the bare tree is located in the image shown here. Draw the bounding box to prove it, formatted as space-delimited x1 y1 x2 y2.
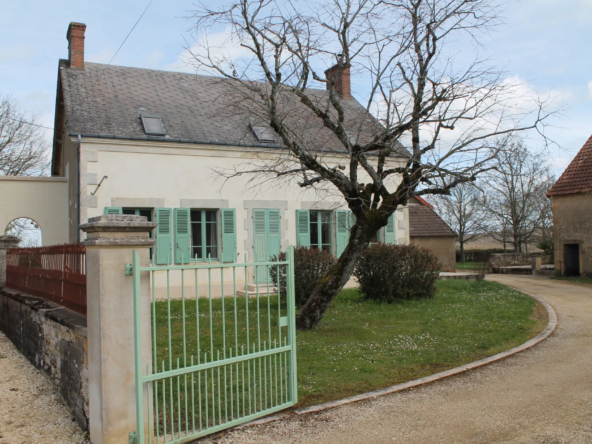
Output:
190 0 554 329
484 140 554 253
430 183 487 263
0 95 49 176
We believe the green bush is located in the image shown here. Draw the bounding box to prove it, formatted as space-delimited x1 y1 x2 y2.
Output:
270 247 336 306
537 239 554 256
353 244 441 302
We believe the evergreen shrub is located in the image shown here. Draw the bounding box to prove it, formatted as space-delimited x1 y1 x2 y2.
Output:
353 244 441 302
270 247 336 306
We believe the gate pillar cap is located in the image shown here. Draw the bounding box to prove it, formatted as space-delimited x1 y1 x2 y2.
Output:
0 235 21 249
80 215 156 247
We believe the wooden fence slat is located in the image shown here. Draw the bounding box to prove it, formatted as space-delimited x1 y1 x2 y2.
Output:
5 244 87 316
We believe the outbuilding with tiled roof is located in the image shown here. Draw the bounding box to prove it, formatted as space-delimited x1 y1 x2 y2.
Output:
548 135 592 276
408 197 457 272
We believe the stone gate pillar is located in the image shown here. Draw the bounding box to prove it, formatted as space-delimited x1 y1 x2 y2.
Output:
80 215 156 444
0 235 20 287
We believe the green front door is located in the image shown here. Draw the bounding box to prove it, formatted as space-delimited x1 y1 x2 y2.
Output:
253 209 281 283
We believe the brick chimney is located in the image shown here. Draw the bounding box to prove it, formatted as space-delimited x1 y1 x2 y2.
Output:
67 22 86 70
324 62 351 99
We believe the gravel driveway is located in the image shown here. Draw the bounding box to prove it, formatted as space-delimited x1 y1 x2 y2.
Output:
215 276 592 443
0 331 87 444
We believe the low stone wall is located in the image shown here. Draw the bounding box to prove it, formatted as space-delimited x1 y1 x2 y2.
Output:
490 253 531 267
0 287 88 430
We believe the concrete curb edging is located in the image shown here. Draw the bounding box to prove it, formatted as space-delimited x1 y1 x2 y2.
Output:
233 288 557 431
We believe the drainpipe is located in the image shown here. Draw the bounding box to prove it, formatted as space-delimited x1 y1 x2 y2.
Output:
76 134 81 243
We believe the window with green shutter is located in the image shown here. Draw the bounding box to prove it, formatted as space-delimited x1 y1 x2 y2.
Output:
295 210 310 247
104 207 123 215
309 210 332 253
190 209 219 261
253 208 282 283
335 210 352 257
384 213 397 244
155 208 173 265
174 208 192 264
221 208 237 263
123 208 154 259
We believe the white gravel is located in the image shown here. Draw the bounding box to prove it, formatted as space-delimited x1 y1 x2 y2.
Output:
0 331 88 444
212 276 592 444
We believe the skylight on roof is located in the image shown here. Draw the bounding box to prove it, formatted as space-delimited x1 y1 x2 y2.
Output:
141 114 165 136
252 126 276 143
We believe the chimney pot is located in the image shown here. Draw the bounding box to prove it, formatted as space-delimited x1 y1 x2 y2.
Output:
67 22 86 71
324 63 351 99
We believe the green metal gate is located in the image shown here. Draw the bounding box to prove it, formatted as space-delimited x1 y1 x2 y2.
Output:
130 247 298 443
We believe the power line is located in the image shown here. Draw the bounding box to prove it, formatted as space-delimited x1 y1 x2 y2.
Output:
84 0 155 97
4 0 155 133
3 116 54 131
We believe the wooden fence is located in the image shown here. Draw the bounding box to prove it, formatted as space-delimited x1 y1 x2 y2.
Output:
6 244 87 316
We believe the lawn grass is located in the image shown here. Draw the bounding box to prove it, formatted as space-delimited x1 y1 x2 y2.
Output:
151 279 546 416
456 261 484 271
551 275 592 285
295 280 546 406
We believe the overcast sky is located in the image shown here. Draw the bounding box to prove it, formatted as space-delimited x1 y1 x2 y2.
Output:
1 0 590 177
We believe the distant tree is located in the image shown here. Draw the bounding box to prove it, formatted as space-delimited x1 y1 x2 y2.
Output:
0 94 49 176
484 140 554 253
430 183 488 263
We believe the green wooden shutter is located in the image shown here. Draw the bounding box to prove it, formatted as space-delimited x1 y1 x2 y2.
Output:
155 208 173 265
384 213 397 244
104 207 122 215
174 208 191 264
335 210 351 257
268 209 281 260
221 208 237 263
295 210 310 247
253 209 267 283
253 209 267 262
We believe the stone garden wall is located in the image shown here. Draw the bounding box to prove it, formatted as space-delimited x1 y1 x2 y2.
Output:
0 288 88 430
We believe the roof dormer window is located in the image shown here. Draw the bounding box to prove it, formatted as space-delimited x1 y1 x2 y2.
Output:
250 122 275 143
141 114 166 136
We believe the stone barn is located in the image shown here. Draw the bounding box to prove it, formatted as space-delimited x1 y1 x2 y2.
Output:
547 135 592 276
408 197 457 272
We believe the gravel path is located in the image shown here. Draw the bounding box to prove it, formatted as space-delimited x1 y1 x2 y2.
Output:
0 331 88 444
215 276 592 444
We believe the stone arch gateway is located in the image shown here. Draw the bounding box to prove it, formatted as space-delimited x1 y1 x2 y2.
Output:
0 176 68 246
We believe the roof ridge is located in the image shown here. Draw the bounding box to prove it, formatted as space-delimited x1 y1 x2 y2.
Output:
62 59 333 94
547 133 592 197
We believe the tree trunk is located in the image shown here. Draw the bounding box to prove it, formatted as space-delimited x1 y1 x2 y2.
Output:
460 241 465 264
295 226 372 330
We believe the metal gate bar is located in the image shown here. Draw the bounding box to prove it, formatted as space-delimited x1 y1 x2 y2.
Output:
131 247 297 443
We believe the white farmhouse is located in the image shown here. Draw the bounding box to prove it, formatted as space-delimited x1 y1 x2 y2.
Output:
3 22 411 296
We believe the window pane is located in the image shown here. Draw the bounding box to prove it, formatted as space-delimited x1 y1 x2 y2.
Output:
205 210 217 222
205 220 218 259
139 209 152 221
370 231 378 243
206 245 218 259
320 211 331 223
321 219 331 246
190 210 202 222
122 209 135 215
310 211 319 248
191 217 202 259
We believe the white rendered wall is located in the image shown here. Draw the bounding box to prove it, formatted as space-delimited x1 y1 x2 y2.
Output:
0 176 69 246
76 138 409 295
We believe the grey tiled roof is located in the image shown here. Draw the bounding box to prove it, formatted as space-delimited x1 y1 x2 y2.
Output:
59 60 408 156
409 204 457 237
